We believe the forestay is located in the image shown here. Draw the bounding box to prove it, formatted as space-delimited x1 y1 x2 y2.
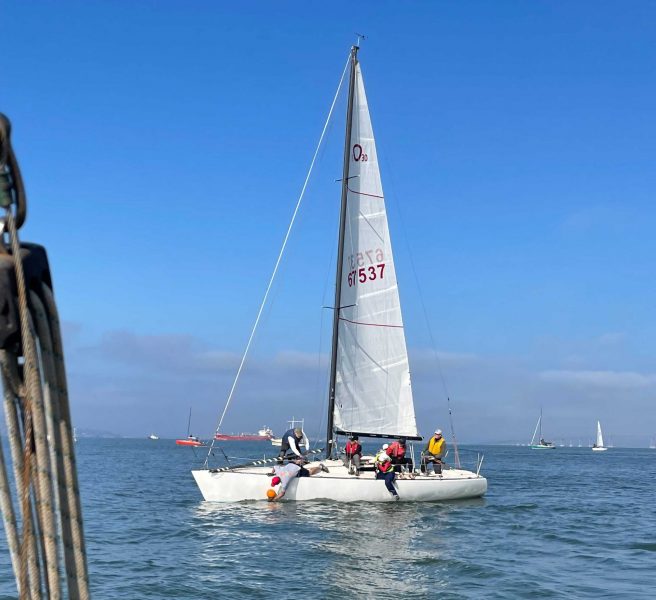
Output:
333 63 418 438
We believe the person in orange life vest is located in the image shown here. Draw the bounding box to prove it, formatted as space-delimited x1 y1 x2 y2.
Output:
421 429 446 475
343 435 362 476
375 446 399 499
386 438 414 473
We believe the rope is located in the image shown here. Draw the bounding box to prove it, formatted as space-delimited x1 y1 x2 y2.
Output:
0 353 39 599
205 52 351 466
0 395 21 594
40 283 90 599
0 215 91 599
210 448 325 473
6 209 61 598
1 113 89 598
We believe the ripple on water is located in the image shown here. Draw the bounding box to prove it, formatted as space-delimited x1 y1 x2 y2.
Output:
1 442 655 598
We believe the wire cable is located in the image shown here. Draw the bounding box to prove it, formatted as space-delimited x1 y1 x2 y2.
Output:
205 53 351 466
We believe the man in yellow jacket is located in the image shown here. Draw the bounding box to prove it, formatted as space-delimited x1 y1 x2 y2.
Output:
421 429 446 475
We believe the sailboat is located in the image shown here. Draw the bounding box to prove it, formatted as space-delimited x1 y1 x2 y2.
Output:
192 45 487 502
591 420 608 452
649 438 656 450
529 410 555 449
176 407 205 447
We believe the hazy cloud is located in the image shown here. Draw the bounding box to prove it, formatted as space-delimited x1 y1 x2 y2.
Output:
597 332 626 346
59 328 656 445
560 204 633 234
540 369 656 389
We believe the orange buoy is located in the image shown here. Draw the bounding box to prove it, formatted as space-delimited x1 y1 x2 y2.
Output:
266 489 277 499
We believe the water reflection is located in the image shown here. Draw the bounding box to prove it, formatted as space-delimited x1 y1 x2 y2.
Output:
190 498 486 597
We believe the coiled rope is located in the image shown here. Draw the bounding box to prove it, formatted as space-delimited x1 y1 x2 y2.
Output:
0 113 90 599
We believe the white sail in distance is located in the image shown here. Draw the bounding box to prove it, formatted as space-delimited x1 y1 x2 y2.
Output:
333 62 418 438
596 421 604 447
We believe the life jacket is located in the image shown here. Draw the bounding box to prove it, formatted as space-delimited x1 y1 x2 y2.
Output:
280 428 303 451
345 441 361 456
386 441 406 459
375 451 393 473
428 436 445 456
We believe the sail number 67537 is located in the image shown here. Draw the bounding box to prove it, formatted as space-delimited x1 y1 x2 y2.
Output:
347 264 386 287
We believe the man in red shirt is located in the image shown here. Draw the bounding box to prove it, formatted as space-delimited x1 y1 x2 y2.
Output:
343 435 362 476
386 438 414 474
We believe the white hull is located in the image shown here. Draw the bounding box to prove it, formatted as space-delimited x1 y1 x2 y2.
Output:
592 447 608 452
192 460 487 503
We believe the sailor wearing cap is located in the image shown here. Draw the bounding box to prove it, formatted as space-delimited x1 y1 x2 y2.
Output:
277 426 308 464
386 438 414 474
343 435 362 476
421 429 446 475
374 445 399 500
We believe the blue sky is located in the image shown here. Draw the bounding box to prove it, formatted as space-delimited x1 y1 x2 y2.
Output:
2 1 655 444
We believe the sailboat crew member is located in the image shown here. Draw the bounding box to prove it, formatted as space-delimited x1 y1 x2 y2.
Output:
277 427 307 464
268 458 328 502
386 438 413 473
343 435 362 476
421 429 446 475
375 447 399 500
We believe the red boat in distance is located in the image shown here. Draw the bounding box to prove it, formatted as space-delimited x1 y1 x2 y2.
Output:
176 435 204 447
215 427 274 441
176 408 205 447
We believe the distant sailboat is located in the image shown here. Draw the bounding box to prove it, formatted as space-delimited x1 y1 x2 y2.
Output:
649 438 656 449
176 407 205 447
529 410 555 450
148 434 159 440
591 421 607 452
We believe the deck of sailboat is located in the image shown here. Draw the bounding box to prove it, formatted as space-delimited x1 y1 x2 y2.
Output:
192 459 487 502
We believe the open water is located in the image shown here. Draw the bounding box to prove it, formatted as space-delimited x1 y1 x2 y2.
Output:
1 440 655 599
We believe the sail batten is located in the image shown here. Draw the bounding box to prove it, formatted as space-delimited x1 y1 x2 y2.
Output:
333 61 418 439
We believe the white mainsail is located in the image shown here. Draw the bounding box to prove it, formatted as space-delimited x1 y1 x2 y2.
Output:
596 421 604 447
333 63 418 438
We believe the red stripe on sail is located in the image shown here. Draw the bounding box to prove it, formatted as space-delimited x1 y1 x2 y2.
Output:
339 316 404 329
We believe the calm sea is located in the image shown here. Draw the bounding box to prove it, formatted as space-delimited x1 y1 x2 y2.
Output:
1 440 655 599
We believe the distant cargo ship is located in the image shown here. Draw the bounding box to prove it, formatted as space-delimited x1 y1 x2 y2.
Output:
214 427 274 441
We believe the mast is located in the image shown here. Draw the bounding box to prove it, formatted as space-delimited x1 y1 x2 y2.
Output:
326 45 359 458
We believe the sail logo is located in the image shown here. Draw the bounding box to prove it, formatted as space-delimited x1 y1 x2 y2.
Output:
352 144 368 162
